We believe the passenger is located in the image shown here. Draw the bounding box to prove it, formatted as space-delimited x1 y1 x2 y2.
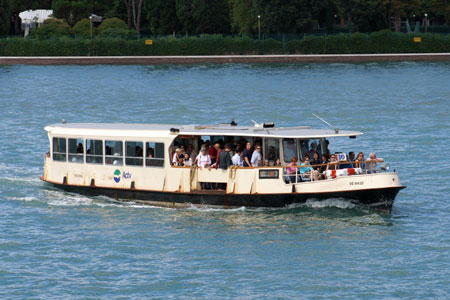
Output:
311 152 321 170
251 145 262 167
243 142 253 167
197 147 212 190
319 154 329 179
184 153 192 166
187 144 197 162
215 143 223 168
232 148 242 166
275 158 281 166
286 157 298 183
366 152 383 174
308 142 317 158
300 154 314 180
218 144 232 170
209 143 219 165
197 147 211 170
310 152 321 180
177 154 185 166
172 148 182 166
354 152 366 170
76 143 84 154
264 160 270 167
348 151 355 165
326 154 338 171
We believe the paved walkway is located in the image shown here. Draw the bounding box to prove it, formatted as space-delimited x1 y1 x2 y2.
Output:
1 53 450 65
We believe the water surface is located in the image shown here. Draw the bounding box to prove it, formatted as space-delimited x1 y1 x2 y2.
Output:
0 62 449 299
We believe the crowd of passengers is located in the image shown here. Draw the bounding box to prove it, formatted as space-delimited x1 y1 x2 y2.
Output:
171 139 383 182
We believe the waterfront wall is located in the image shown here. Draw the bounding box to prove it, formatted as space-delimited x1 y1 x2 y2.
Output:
1 53 450 65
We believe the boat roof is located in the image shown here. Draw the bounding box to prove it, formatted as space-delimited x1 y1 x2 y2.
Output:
44 123 363 139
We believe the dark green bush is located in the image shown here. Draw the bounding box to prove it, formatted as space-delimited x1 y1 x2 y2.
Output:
1 31 449 56
31 18 71 38
72 19 91 38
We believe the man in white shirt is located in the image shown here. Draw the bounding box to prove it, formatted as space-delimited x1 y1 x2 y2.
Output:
250 145 262 167
232 149 242 166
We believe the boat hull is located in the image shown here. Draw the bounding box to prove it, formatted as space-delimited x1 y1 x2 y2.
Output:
44 180 405 212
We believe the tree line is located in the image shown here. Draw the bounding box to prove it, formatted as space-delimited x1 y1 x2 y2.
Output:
1 0 450 37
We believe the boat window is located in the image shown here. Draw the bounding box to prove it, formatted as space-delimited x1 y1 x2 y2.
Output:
125 141 144 166
283 138 297 163
105 140 123 165
86 139 103 164
299 139 322 159
52 137 66 162
264 138 280 166
68 138 84 163
146 142 164 167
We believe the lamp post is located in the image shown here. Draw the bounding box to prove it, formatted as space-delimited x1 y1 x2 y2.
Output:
89 15 93 39
258 15 261 40
424 13 428 33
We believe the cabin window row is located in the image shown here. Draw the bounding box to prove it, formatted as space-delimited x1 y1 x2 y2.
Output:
52 137 164 167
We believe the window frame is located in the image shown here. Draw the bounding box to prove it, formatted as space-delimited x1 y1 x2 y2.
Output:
52 137 67 162
105 140 123 166
68 138 84 164
125 141 144 167
145 141 165 167
86 139 103 165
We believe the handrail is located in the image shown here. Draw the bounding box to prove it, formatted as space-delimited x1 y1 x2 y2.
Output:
171 159 384 169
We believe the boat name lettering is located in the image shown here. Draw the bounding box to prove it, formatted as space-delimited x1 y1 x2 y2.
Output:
122 171 132 179
349 181 364 186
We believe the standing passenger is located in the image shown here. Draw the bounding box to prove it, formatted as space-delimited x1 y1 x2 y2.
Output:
251 145 262 167
243 142 253 167
232 149 242 166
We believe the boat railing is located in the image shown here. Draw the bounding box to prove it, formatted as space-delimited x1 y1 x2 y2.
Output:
170 159 391 185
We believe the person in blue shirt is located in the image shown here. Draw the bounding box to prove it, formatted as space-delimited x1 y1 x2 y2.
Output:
300 154 313 180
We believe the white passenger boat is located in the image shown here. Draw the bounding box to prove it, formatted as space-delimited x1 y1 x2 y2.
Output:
41 121 406 212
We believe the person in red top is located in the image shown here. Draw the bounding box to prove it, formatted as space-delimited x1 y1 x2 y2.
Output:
209 143 220 164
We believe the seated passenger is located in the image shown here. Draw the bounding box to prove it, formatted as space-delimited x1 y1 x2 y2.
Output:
326 154 338 171
176 154 185 166
354 152 366 170
366 152 383 174
319 154 329 180
264 160 270 167
300 154 313 180
274 158 281 166
286 157 298 183
311 152 321 170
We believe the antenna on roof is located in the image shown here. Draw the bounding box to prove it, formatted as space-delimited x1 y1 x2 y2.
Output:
251 120 262 128
312 113 339 133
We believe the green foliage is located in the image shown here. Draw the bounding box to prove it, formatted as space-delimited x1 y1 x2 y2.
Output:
146 0 178 34
230 0 257 34
1 31 450 56
72 18 91 37
31 18 71 38
349 0 387 32
98 17 128 34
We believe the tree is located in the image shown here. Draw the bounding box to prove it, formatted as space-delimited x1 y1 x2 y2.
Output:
230 0 257 34
72 18 91 37
32 18 71 37
146 0 177 34
0 0 11 35
385 0 421 31
255 0 318 34
350 0 387 32
123 0 144 37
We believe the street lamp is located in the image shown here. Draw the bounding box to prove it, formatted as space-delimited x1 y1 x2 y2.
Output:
424 13 428 33
89 15 93 39
258 15 261 40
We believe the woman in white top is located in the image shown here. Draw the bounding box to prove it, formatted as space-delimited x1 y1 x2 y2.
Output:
197 147 211 169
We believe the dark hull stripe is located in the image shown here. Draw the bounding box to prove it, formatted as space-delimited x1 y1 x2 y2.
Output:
45 181 404 212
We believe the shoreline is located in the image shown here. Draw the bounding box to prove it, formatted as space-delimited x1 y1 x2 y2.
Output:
1 53 450 65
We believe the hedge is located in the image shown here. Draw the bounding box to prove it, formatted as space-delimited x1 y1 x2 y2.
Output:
1 31 449 56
